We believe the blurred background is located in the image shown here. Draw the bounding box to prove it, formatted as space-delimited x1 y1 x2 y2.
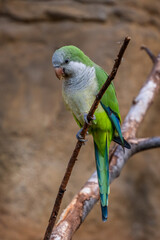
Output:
0 0 160 240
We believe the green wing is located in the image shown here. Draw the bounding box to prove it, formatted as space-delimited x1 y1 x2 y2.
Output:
94 64 121 122
73 113 82 128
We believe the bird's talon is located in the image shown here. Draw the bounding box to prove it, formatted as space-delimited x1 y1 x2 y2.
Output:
84 114 90 124
84 114 96 125
76 129 87 143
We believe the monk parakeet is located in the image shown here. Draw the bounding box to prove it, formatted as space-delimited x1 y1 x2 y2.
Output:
52 46 130 222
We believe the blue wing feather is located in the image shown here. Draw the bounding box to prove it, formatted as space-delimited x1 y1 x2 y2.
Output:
100 102 131 149
100 102 124 146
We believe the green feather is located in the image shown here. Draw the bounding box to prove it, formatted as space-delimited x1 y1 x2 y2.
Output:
100 103 124 147
94 64 121 121
93 131 111 221
58 46 94 67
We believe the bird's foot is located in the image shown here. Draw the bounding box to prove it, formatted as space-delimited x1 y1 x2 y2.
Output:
84 113 96 125
76 128 88 144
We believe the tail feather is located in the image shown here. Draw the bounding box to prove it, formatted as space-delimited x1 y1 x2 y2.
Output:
101 204 108 222
94 138 109 222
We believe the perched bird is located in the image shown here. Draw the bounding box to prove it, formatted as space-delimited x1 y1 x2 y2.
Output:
52 46 130 221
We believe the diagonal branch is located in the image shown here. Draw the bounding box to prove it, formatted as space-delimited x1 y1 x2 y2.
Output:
43 37 131 240
51 48 160 240
121 49 160 140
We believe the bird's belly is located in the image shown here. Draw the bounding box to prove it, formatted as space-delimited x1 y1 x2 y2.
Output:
63 88 96 124
63 88 112 132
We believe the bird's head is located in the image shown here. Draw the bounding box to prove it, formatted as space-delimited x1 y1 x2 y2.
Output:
52 46 93 80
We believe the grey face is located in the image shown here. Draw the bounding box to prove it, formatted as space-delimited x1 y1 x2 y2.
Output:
52 50 64 68
52 49 72 78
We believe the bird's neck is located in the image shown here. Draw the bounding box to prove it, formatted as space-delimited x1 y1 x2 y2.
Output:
63 62 96 92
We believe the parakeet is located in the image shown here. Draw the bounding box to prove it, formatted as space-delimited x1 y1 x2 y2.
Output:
52 46 130 222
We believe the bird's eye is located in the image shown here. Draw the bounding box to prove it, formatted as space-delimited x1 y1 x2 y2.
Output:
65 59 69 64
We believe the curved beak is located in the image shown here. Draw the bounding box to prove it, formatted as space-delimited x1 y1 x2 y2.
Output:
54 66 65 80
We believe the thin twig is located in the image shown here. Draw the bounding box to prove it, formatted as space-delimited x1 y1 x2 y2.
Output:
43 36 131 240
141 45 157 63
51 48 160 240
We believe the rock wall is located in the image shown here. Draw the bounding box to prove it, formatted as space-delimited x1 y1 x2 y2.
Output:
0 1 160 240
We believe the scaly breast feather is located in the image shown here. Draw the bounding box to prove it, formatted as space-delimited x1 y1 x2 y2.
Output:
62 79 98 124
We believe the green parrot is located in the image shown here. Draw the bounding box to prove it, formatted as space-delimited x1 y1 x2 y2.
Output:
52 46 130 221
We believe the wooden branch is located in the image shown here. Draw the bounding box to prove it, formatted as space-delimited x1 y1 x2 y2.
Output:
121 49 160 140
50 48 160 240
110 136 160 183
141 45 157 63
51 136 160 240
43 37 131 240
129 137 160 154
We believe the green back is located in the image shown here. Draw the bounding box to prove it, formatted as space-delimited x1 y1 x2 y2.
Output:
94 64 121 122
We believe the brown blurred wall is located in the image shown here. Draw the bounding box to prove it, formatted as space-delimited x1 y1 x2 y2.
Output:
0 1 160 240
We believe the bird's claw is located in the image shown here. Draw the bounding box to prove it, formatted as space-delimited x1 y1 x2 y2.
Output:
84 113 96 125
76 129 88 144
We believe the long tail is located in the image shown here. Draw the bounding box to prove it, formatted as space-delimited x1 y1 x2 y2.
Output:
94 137 109 222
